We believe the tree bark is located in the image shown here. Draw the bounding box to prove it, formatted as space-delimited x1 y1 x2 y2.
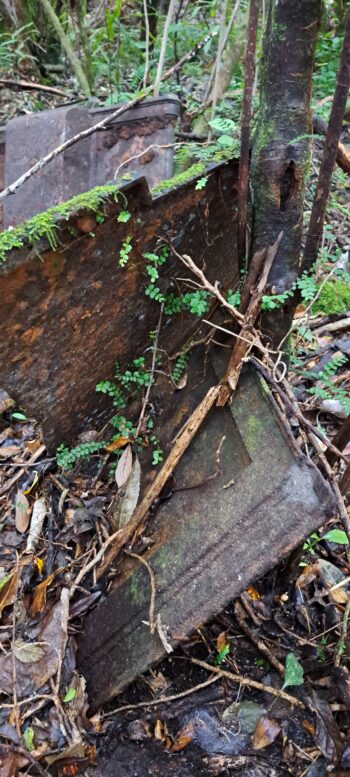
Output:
250 0 322 348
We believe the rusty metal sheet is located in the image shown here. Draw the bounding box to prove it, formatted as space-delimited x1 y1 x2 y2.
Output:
3 95 180 227
0 159 239 449
77 358 334 711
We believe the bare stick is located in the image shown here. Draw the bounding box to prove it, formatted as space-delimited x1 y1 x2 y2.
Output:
237 0 259 261
303 11 350 272
191 658 305 708
204 0 241 102
0 32 217 204
135 305 163 439
96 383 221 579
0 78 68 97
68 383 220 591
143 0 150 89
154 0 177 96
234 600 285 675
0 444 46 495
127 551 156 634
250 357 348 466
174 249 244 324
38 0 91 98
217 232 282 406
209 0 229 133
103 674 221 718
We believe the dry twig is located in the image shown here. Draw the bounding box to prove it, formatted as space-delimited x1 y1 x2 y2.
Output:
191 658 305 708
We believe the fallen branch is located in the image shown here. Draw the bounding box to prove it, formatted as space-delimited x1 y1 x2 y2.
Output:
0 78 68 97
103 673 221 718
69 383 220 593
217 232 282 405
0 32 217 204
249 357 348 466
191 658 305 709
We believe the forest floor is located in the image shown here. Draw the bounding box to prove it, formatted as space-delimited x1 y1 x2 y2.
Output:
0 87 350 777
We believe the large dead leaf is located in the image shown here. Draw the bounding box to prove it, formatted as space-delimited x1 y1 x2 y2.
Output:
0 572 19 618
115 444 132 489
113 456 141 529
0 445 21 458
251 716 281 750
309 688 344 764
29 567 64 616
13 639 45 663
0 587 69 698
15 490 30 533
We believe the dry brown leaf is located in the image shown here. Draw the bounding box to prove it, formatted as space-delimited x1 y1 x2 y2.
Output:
251 716 281 750
169 721 195 751
115 444 133 488
246 586 260 600
175 373 188 390
216 631 228 653
0 572 19 617
15 490 30 533
13 639 45 663
0 587 69 698
0 445 21 458
105 436 130 452
29 567 64 616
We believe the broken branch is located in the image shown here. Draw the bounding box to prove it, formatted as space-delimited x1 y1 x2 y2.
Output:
191 658 305 708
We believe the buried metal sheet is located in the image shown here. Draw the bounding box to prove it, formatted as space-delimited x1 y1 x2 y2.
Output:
1 95 180 228
0 159 238 450
77 356 335 712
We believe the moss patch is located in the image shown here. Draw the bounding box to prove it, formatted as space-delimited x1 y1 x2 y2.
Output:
312 279 350 316
151 162 206 195
0 183 119 263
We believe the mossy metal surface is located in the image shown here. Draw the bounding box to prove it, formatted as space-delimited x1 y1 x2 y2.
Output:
78 360 335 711
0 184 119 263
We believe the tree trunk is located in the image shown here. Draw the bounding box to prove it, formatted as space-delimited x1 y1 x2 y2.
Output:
250 0 322 348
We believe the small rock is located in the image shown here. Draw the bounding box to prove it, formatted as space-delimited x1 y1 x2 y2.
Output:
0 388 14 414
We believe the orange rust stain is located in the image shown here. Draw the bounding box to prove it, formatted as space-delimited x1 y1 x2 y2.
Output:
21 326 43 345
76 216 97 234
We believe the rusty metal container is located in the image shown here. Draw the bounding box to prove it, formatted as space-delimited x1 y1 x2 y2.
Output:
1 95 180 228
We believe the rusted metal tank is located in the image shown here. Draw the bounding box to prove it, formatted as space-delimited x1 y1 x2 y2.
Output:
0 95 180 228
0 159 239 449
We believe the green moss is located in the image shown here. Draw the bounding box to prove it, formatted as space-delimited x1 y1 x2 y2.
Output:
312 279 350 316
151 162 206 195
0 183 119 263
129 575 142 606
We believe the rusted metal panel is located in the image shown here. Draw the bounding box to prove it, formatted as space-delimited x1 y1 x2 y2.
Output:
3 95 180 227
0 159 239 449
77 358 335 712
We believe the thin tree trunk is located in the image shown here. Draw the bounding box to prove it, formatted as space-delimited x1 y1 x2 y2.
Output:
237 0 259 263
250 0 322 349
38 0 92 98
303 11 350 273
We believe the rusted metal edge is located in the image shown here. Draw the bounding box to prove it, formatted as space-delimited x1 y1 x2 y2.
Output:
0 156 237 274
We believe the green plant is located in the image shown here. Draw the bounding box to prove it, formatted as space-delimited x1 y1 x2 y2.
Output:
303 527 349 553
172 353 188 383
119 236 133 266
215 643 230 665
307 353 350 415
312 279 350 316
56 441 105 469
